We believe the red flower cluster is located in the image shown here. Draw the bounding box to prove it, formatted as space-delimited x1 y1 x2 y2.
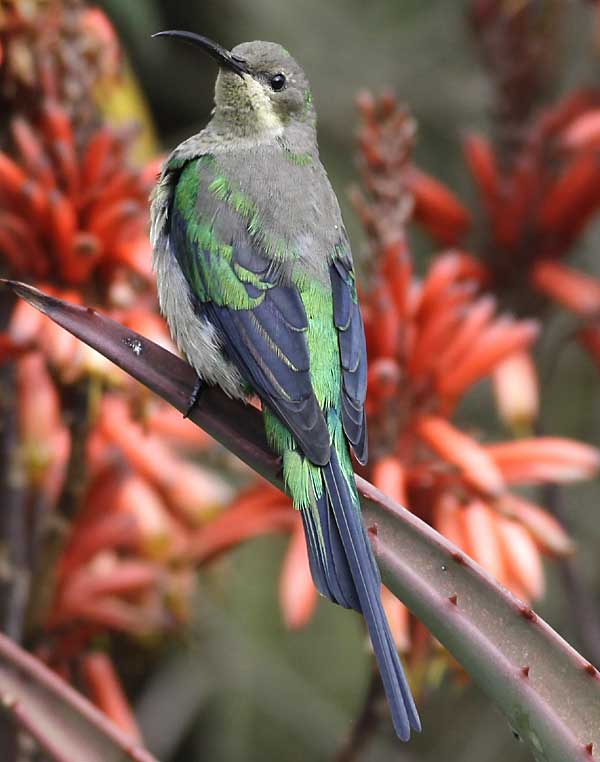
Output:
0 98 156 289
201 94 600 658
0 0 121 131
12 338 235 640
51 394 233 638
0 35 233 731
1 0 599 737
353 93 599 651
0 96 164 381
404 88 600 370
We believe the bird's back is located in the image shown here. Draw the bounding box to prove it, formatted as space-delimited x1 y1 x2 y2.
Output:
170 131 348 284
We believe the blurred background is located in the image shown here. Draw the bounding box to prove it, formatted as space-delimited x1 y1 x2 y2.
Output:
102 0 597 241
109 3 600 760
2 1 600 761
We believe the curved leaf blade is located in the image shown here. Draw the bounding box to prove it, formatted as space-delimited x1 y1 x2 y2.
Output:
0 632 158 762
3 280 600 762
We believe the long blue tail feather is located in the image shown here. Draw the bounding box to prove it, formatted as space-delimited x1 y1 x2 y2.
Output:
301 492 358 609
302 449 421 741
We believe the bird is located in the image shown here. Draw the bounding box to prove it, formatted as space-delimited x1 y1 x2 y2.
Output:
150 30 421 741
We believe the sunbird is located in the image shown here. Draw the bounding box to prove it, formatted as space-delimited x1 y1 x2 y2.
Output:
150 31 420 741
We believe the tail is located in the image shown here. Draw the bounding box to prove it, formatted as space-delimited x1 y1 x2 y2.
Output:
301 448 421 741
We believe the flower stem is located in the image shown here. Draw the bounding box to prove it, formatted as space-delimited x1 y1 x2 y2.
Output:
25 378 93 637
335 671 384 762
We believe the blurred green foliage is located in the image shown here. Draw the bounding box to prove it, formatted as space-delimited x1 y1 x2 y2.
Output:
95 1 600 760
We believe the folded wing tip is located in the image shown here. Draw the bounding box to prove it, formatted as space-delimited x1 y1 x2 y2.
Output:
300 440 331 467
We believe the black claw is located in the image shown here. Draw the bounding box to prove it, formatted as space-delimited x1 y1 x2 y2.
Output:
184 376 204 418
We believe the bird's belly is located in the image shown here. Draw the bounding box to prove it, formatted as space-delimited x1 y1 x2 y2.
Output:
154 246 245 399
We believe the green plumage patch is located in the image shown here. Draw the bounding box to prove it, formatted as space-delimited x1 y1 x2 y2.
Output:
174 160 267 310
282 148 313 167
302 89 316 126
175 154 355 532
303 89 313 115
206 168 295 261
208 175 256 219
275 136 313 166
263 272 353 519
265 403 358 576
294 277 339 410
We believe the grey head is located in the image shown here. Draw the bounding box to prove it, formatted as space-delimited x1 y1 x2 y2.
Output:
153 32 316 140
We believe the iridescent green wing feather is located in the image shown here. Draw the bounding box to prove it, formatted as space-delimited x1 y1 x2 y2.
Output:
168 155 331 465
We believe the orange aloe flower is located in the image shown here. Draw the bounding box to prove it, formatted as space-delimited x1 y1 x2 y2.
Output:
492 352 539 435
352 93 599 657
411 86 600 370
81 651 142 741
0 98 240 692
0 0 121 131
0 9 242 728
46 393 235 637
202 94 598 657
0 99 155 290
366 37 600 372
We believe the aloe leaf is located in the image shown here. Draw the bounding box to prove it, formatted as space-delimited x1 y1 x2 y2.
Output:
0 631 158 762
3 280 599 762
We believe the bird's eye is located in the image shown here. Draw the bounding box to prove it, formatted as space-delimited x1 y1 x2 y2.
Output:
270 73 286 91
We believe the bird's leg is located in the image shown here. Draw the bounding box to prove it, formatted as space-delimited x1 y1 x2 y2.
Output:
184 375 204 418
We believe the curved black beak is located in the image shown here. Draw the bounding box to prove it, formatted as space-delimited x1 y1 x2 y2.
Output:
152 30 248 77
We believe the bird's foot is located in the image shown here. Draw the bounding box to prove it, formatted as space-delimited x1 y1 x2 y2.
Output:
183 376 204 419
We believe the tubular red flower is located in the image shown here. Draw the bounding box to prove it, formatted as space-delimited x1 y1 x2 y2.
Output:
372 458 408 506
492 351 539 433
486 438 600 484
188 484 295 564
495 494 575 557
381 238 412 319
60 513 140 580
463 133 499 215
416 251 483 320
82 652 142 742
461 500 506 583
562 109 600 149
98 396 234 524
438 318 539 403
435 295 497 377
0 101 154 290
532 261 600 317
432 494 466 549
406 167 472 245
496 519 545 600
415 416 505 497
279 518 318 630
538 153 600 234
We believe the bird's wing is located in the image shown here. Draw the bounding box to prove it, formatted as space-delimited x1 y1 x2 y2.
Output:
167 155 331 466
330 250 368 464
